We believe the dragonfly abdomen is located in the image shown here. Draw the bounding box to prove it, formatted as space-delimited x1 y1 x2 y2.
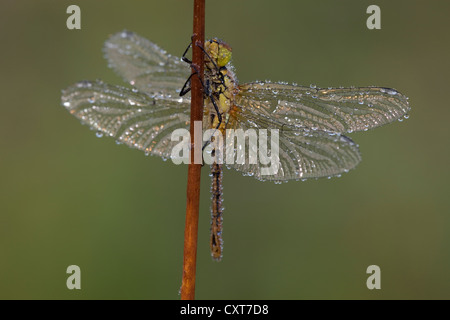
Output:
210 163 224 261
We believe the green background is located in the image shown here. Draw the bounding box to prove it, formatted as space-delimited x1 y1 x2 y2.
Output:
1 0 449 299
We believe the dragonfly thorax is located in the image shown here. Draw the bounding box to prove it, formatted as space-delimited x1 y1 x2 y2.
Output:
203 39 238 130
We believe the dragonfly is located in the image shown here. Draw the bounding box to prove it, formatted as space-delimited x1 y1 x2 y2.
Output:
61 31 410 261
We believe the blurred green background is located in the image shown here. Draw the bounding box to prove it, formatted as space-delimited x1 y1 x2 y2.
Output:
0 0 449 299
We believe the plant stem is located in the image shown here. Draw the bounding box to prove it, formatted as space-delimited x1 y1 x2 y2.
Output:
180 0 205 300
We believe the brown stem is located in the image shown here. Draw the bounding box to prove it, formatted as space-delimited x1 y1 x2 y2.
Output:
180 0 205 300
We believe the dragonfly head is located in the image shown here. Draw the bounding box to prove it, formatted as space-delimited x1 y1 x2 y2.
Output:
205 38 232 67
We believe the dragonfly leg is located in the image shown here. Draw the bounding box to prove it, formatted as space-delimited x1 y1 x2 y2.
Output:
181 38 216 69
179 63 208 96
180 38 207 95
210 95 223 126
181 40 192 64
179 72 193 96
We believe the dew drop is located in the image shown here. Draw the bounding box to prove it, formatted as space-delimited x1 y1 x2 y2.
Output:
63 101 71 107
120 31 133 38
387 89 398 95
96 131 103 138
77 81 92 88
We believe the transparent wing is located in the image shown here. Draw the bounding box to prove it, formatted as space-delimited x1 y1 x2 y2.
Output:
61 80 191 158
103 30 190 96
225 114 362 181
235 81 410 133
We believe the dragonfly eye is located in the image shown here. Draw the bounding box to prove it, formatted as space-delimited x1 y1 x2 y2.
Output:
217 46 232 67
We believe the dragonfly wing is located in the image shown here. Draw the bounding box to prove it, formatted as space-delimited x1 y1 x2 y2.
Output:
104 30 190 97
224 103 362 181
225 127 361 181
236 82 410 133
61 80 191 158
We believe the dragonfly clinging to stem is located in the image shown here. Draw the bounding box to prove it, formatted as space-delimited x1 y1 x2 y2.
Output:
61 31 410 261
